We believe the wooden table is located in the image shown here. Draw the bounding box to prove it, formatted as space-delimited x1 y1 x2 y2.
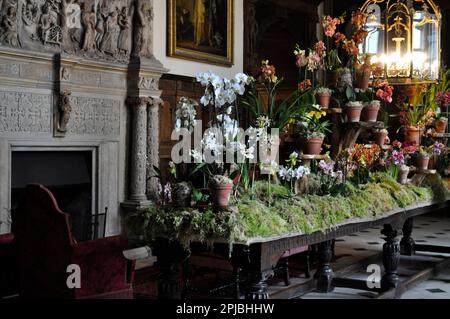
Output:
153 199 450 299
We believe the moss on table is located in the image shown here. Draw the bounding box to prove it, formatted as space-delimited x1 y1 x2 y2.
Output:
127 174 448 248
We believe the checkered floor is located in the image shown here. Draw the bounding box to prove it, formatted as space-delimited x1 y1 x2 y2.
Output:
298 213 450 299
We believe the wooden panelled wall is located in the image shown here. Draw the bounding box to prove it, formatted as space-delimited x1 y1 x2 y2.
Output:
159 75 206 179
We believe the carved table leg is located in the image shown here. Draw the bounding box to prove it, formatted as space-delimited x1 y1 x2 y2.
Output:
282 258 291 286
381 224 400 290
158 261 183 299
245 273 269 300
304 249 311 279
314 240 334 293
400 218 415 256
154 239 188 299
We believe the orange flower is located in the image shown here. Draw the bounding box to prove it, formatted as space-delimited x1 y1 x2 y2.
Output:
298 79 312 91
261 60 278 83
334 32 346 46
353 29 368 45
351 11 368 29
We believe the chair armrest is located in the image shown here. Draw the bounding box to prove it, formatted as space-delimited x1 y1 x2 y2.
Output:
72 235 128 257
71 236 135 298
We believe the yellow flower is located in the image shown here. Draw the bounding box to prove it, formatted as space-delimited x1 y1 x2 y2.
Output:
308 104 326 119
308 110 326 119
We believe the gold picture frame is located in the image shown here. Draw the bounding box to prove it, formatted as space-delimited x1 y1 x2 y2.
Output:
167 0 234 66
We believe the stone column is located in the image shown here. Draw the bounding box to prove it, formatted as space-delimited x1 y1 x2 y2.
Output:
127 97 152 206
146 97 163 200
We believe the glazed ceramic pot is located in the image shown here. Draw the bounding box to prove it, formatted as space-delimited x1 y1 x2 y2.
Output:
373 130 388 146
172 182 192 207
301 137 324 155
435 118 448 134
345 102 364 123
414 155 430 171
361 101 381 122
405 127 422 145
317 93 331 110
209 184 233 209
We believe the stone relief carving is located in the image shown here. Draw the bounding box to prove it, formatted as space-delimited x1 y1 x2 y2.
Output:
0 0 155 63
81 4 95 52
68 96 121 137
133 0 152 58
60 66 70 80
139 76 157 90
0 4 20 47
0 90 52 133
54 90 72 136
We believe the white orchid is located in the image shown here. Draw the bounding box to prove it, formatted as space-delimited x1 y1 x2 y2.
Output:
175 97 198 133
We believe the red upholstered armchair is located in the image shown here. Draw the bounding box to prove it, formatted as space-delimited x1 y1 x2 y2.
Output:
0 233 17 297
15 184 135 299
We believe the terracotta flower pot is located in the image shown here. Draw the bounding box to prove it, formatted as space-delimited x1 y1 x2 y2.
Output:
209 184 233 209
361 101 381 122
373 130 388 146
397 167 410 185
317 93 331 110
405 127 422 145
345 103 364 123
355 71 370 90
414 155 430 171
301 137 324 155
435 118 448 133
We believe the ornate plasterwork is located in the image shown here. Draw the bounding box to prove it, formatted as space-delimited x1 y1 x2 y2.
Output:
0 90 52 133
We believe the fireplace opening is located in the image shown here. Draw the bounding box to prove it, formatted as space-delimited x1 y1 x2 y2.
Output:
11 151 102 242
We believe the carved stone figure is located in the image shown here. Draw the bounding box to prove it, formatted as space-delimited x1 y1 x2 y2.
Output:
95 4 107 49
81 6 96 51
0 5 20 47
39 2 61 45
22 0 39 27
57 91 72 134
100 9 120 56
118 6 133 56
133 0 153 58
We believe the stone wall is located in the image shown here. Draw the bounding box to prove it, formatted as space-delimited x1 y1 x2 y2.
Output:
0 0 167 235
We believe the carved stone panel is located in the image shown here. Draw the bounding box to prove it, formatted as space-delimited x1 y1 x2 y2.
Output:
0 90 51 133
67 96 121 137
0 0 155 63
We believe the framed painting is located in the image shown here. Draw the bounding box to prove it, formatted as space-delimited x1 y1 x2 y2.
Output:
167 0 234 66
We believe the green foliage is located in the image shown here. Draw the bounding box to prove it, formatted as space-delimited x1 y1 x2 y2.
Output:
127 174 444 245
241 80 313 130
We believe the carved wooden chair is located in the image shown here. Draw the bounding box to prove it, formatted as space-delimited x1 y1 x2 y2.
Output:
15 184 135 299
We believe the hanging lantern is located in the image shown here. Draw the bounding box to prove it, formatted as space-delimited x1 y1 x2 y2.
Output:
360 0 441 82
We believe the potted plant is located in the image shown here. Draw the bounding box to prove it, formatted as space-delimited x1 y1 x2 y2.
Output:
373 128 389 146
362 100 381 123
355 60 371 91
208 175 234 209
315 87 333 110
413 146 431 171
297 105 331 155
397 165 410 185
435 116 448 134
172 182 192 207
399 86 435 145
345 101 364 122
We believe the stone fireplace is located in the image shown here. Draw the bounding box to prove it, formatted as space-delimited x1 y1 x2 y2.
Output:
11 149 94 241
0 0 167 236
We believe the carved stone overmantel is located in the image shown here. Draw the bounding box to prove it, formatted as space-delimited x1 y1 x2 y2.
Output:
0 0 155 64
0 0 168 235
